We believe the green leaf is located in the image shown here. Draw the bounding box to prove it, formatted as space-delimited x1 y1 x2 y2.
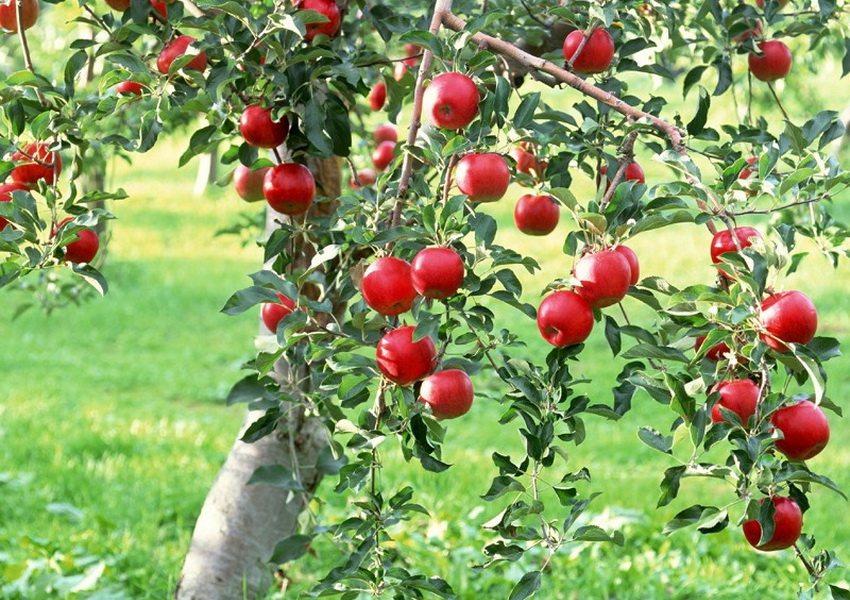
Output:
686 87 710 136
572 525 624 545
508 571 541 600
638 426 672 454
226 375 267 405
513 92 540 130
247 465 304 490
270 534 313 564
481 475 525 501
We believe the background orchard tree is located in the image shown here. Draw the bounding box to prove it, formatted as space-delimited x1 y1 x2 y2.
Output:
2 0 850 598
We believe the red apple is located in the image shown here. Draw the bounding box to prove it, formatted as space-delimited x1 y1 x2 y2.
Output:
742 496 802 551
613 245 640 285
150 0 167 17
105 0 130 10
710 379 759 425
419 369 474 419
770 400 829 461
511 144 546 178
0 183 29 230
514 194 559 236
600 161 646 190
0 0 38 31
157 35 207 74
11 143 62 186
349 168 377 189
294 0 341 42
456 153 510 203
115 81 144 96
394 62 409 81
422 72 479 130
374 124 398 144
54 218 99 264
759 291 817 352
748 40 792 82
756 0 789 7
261 292 296 332
411 246 464 299
574 249 632 309
376 325 437 386
732 19 763 44
739 156 758 180
361 256 417 316
403 43 420 66
239 105 289 149
562 28 615 74
710 226 762 274
537 290 594 348
233 165 270 202
372 141 396 171
368 81 387 111
694 335 732 362
263 163 316 215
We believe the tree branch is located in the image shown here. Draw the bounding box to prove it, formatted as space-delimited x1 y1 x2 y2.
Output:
598 128 638 211
730 194 830 216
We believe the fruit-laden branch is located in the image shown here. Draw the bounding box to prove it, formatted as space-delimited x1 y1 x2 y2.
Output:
439 11 686 153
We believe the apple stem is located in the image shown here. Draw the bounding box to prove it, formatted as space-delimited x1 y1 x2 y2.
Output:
766 81 791 122
272 147 284 165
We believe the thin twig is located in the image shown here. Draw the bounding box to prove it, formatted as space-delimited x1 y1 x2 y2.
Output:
598 129 638 211
731 194 829 216
766 81 790 122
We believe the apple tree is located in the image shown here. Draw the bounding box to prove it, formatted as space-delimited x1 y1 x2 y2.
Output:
2 0 850 598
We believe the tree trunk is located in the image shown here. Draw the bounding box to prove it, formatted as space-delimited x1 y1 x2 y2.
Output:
194 147 219 197
176 157 341 600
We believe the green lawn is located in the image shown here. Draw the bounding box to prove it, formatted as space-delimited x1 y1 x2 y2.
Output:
3 79 850 599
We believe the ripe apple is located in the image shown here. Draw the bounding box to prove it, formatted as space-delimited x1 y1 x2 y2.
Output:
732 19 763 44
0 0 38 31
537 290 594 348
263 163 316 215
710 226 762 275
411 246 464 299
11 143 62 186
613 245 640 285
574 249 632 309
374 124 398 144
361 256 417 316
422 72 479 130
739 156 758 180
294 0 341 42
759 290 817 352
233 165 270 202
157 35 207 74
261 292 296 332
748 40 792 82
710 379 759 425
694 335 732 362
419 369 474 419
456 153 510 202
54 218 99 264
240 105 289 149
368 81 387 111
770 400 829 461
371 141 396 171
511 144 546 178
514 194 559 236
349 168 376 189
115 81 144 96
562 28 615 74
105 0 130 10
0 182 29 230
600 161 646 190
376 325 437 386
756 0 789 7
742 496 802 551
403 43 420 66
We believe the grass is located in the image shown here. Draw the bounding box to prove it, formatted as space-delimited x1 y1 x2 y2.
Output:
3 63 850 600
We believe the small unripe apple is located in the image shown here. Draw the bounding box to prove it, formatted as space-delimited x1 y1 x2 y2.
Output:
574 249 632 309
115 81 144 96
239 105 290 149
514 194 559 236
419 369 474 419
422 72 479 130
293 0 341 42
742 496 802 551
748 40 792 82
263 163 316 215
233 165 270 202
562 28 615 74
0 183 29 230
710 379 759 425
368 81 387 111
537 290 594 348
157 35 207 74
694 335 732 362
411 246 464 299
361 256 417 316
759 290 817 352
376 325 437 386
374 124 398 144
349 168 377 189
0 0 39 31
11 143 62 186
261 292 296 332
456 153 510 202
371 141 396 171
710 226 762 277
770 400 829 461
54 218 99 264
613 245 640 285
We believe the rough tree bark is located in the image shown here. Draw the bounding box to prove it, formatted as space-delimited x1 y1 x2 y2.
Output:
175 156 341 600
